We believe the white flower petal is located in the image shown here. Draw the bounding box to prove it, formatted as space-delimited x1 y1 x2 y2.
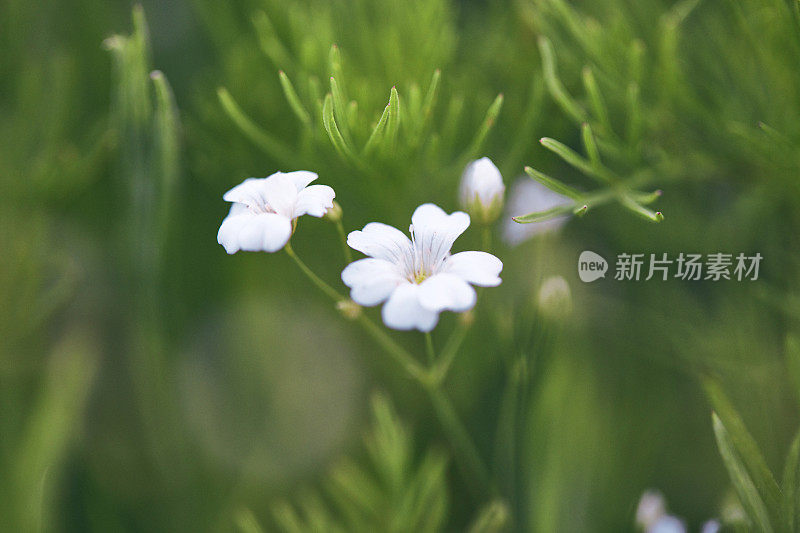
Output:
347 222 413 263
293 184 335 218
341 258 404 306
417 273 476 313
381 283 439 332
222 178 265 206
649 516 686 533
284 170 318 191
410 203 470 265
445 251 503 287
233 212 292 253
222 174 299 218
217 205 255 254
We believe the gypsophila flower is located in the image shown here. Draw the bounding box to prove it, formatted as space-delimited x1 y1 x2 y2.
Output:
636 490 667 531
459 157 505 224
502 177 572 246
342 203 502 332
217 171 335 254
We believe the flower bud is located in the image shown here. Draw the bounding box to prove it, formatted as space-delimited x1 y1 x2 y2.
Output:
459 157 505 224
635 490 666 530
324 200 343 223
336 299 361 320
536 275 572 320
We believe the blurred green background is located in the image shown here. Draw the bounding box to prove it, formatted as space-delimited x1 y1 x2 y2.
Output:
2 0 800 530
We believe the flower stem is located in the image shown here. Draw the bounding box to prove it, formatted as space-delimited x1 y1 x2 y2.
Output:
355 313 428 382
284 241 343 302
425 382 491 498
482 225 493 252
335 218 353 263
425 332 436 364
431 320 470 385
283 243 489 497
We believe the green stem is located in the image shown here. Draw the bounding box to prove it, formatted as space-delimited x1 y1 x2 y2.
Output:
284 243 489 496
425 332 436 364
426 383 491 498
482 226 493 252
284 241 343 302
431 320 470 385
355 314 428 383
335 218 353 263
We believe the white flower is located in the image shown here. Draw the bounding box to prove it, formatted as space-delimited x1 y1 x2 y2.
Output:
636 490 667 530
459 157 505 223
217 171 335 254
537 275 572 320
502 177 572 246
649 516 686 533
342 203 502 332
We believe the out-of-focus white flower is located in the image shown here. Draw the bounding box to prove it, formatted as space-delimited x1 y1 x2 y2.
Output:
700 520 721 533
537 275 572 320
342 203 502 332
217 171 335 254
636 490 667 530
502 177 572 246
649 515 686 533
459 157 505 224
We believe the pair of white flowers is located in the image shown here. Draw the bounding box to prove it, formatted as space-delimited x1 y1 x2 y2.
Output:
217 165 505 332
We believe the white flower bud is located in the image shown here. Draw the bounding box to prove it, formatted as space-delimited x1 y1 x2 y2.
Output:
459 157 505 224
537 275 572 320
635 490 666 531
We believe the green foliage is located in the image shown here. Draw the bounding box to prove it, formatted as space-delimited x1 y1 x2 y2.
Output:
5 0 800 531
266 394 450 533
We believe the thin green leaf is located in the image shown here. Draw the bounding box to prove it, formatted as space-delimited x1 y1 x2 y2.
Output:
217 87 292 164
462 93 503 159
627 188 663 205
538 36 585 124
252 11 292 67
619 194 664 222
540 137 616 183
704 376 782 524
330 76 352 141
512 202 577 224
322 93 357 162
383 86 401 153
782 429 800 532
363 103 391 156
626 82 642 146
581 122 601 169
523 166 582 199
581 66 612 135
278 70 311 125
712 413 774 533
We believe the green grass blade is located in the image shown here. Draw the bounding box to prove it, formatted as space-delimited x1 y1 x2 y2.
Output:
581 122 601 169
523 166 583 199
363 103 391 156
538 36 585 124
322 93 357 162
704 376 782 524
540 137 615 183
279 70 311 125
582 66 612 135
462 93 503 160
712 413 775 533
782 429 800 532
512 202 577 223
217 87 292 164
